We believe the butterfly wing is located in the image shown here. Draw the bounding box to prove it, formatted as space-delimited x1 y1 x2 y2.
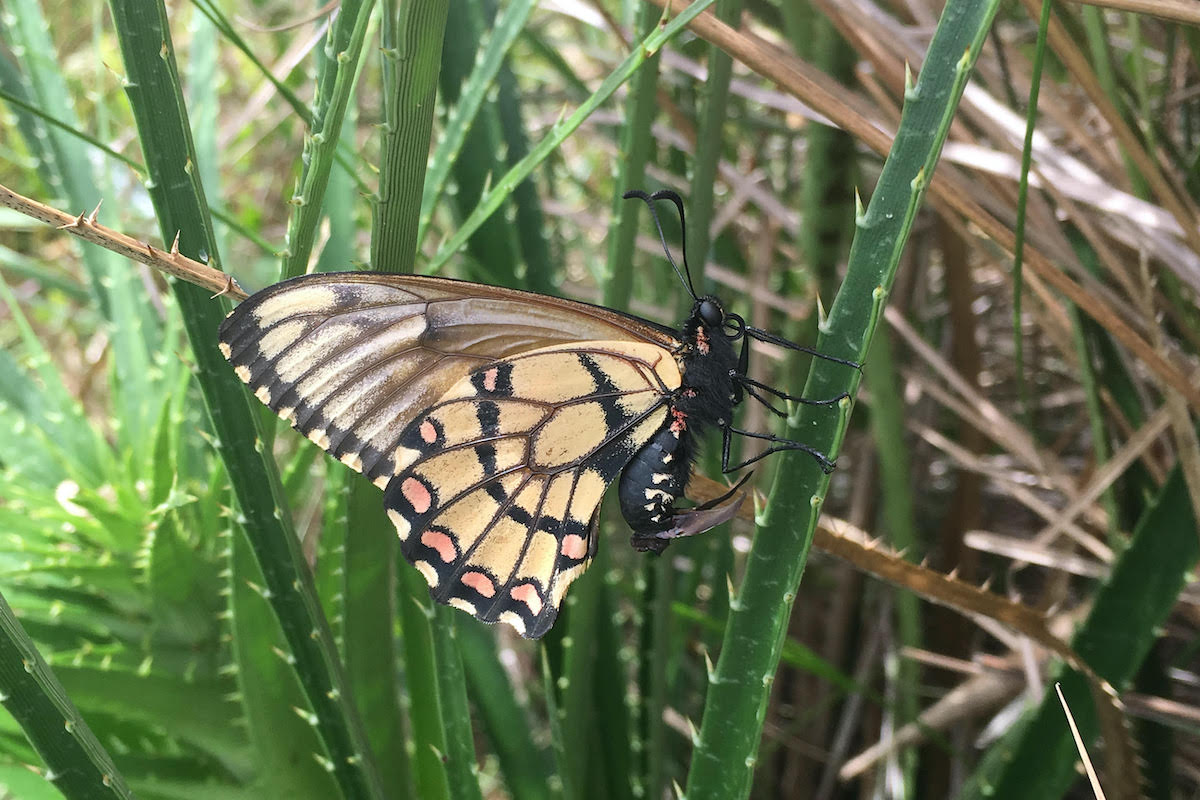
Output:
218 271 684 637
386 341 680 638
217 272 677 488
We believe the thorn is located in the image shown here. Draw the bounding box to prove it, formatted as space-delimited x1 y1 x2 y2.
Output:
145 241 156 257
212 274 237 299
170 230 181 255
86 199 102 225
56 211 85 230
816 293 828 328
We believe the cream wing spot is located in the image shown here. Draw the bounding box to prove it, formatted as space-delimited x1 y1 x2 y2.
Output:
508 354 596 402
415 560 439 588
550 563 588 609
289 315 426 402
415 451 485 501
251 284 340 328
387 508 412 540
498 611 527 636
256 319 313 362
469 516 531 576
394 446 423 474
449 597 477 615
272 320 362 383
516 531 558 589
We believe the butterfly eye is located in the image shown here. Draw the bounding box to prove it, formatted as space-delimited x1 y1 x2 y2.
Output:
699 299 723 327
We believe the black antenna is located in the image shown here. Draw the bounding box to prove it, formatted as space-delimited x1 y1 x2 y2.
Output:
623 189 697 300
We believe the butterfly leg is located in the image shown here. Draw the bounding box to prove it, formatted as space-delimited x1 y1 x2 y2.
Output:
721 423 836 474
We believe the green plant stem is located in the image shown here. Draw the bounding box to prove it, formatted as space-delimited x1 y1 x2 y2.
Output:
106 2 386 797
1011 0 1052 428
282 0 375 278
0 589 133 799
684 3 1000 796
371 0 450 273
603 0 664 309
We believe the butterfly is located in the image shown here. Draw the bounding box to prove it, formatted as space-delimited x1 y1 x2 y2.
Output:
218 190 854 638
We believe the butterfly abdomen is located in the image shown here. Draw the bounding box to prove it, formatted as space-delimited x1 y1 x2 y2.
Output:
618 416 693 548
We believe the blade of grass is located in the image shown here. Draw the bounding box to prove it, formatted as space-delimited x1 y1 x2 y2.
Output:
429 0 718 274
430 608 484 800
602 1 662 308
415 0 537 252
396 565 451 800
225 529 340 799
459 621 551 800
434 0 521 285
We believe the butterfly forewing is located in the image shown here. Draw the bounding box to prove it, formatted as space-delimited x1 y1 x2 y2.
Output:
385 342 680 638
218 273 677 488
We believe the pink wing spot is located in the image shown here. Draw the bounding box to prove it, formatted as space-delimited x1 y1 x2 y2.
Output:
421 530 457 563
461 571 496 597
419 419 438 444
670 408 689 434
510 583 543 616
561 534 588 560
401 477 432 514
696 326 711 355
482 368 499 392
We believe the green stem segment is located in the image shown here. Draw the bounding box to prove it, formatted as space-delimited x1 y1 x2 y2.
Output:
282 0 375 278
0 589 134 799
684 2 1001 796
106 1 385 797
372 0 450 273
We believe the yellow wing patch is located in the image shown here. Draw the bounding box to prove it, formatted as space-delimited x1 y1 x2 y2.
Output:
385 342 678 638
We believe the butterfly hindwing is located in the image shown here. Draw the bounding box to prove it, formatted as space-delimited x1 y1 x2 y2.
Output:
384 342 680 638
